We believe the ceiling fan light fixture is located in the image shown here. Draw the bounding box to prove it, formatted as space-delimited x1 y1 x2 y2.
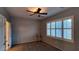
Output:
26 7 48 17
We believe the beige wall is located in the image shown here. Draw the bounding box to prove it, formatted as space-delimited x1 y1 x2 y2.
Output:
12 17 41 44
0 8 9 18
41 7 79 51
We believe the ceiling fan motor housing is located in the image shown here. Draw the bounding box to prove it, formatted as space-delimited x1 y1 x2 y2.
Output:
36 8 41 13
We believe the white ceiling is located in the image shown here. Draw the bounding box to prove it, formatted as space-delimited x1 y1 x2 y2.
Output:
5 7 69 20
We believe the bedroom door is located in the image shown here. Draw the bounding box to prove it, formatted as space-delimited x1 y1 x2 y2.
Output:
0 15 5 51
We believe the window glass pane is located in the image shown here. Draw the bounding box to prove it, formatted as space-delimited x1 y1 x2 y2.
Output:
47 22 51 28
47 28 50 36
56 29 62 37
63 29 72 40
56 21 62 28
51 29 55 37
51 22 55 28
63 18 72 28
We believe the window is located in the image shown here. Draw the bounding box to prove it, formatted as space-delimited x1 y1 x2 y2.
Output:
46 16 73 42
63 18 72 40
51 21 62 38
56 21 62 37
51 22 55 37
47 22 51 36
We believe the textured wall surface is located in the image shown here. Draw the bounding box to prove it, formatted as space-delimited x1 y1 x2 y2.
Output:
12 17 41 44
0 8 9 18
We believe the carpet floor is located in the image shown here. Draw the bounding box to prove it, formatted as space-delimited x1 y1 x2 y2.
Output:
8 41 61 51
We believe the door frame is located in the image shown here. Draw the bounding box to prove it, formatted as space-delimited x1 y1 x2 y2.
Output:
1 14 11 51
3 15 7 51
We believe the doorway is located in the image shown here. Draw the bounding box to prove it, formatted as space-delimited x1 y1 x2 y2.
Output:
0 14 12 51
5 20 12 50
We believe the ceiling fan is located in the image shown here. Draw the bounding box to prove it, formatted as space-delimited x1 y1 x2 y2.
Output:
26 8 47 17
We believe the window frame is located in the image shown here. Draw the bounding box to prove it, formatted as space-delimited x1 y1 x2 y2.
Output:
46 22 51 37
51 20 63 40
51 21 56 38
62 16 74 42
54 20 63 39
46 16 74 43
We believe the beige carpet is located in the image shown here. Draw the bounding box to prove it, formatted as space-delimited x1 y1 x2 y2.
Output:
8 41 61 51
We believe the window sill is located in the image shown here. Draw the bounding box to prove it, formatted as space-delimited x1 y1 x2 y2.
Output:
46 36 74 43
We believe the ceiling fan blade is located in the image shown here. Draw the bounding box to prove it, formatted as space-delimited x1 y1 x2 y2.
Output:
39 13 47 15
26 10 34 13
